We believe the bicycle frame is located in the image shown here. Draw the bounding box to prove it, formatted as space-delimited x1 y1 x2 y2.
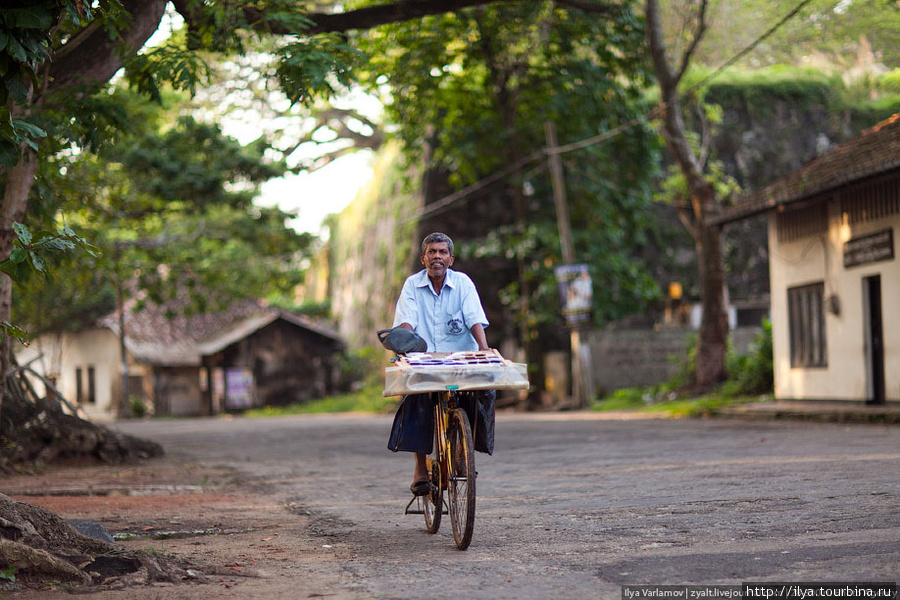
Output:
430 387 460 489
403 384 477 549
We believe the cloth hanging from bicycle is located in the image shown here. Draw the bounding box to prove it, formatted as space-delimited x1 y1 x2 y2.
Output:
387 390 495 455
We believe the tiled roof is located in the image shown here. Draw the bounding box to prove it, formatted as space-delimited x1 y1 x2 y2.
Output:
713 113 900 225
100 298 343 367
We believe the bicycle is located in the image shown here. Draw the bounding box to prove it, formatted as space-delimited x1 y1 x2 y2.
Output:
405 385 477 550
383 348 528 550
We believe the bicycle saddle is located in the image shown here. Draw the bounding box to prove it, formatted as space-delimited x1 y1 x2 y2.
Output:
377 326 427 354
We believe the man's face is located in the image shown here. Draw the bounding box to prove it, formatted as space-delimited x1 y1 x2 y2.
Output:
421 241 454 279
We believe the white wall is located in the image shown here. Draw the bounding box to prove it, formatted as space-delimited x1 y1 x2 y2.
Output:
17 328 127 422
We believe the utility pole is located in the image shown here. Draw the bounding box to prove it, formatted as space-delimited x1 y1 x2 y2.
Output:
115 271 129 418
544 121 594 408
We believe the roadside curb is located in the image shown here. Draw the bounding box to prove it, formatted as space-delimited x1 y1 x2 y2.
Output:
717 401 900 424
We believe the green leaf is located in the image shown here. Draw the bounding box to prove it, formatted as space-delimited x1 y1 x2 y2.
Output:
0 140 18 167
28 251 45 272
0 321 30 346
6 37 27 63
13 221 31 244
4 71 29 103
9 247 27 263
4 7 54 30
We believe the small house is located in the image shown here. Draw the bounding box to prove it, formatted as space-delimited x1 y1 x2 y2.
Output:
17 299 345 421
714 113 899 404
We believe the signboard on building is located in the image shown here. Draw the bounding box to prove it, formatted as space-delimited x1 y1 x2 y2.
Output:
844 228 894 268
555 264 592 328
225 368 255 410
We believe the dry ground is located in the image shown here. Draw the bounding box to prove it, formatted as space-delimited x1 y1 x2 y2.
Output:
1 456 359 600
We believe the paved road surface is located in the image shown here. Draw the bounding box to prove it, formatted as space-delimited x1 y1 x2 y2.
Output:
115 413 900 599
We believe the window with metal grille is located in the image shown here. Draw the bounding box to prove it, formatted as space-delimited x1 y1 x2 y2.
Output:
841 175 899 226
788 282 827 368
776 203 828 243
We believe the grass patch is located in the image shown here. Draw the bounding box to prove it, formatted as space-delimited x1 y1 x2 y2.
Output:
592 321 775 418
592 389 770 418
243 381 400 418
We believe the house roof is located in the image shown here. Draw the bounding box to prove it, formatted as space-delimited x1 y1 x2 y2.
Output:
101 298 343 367
195 310 344 356
712 113 900 226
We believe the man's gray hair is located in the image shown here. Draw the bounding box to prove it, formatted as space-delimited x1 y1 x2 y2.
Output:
421 232 454 255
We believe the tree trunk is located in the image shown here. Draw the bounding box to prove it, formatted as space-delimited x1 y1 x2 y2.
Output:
693 189 729 388
0 146 38 409
645 0 727 389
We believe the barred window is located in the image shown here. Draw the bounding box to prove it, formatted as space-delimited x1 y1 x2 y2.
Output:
788 283 827 368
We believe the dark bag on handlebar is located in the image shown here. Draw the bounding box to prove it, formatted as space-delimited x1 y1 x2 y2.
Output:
377 326 427 355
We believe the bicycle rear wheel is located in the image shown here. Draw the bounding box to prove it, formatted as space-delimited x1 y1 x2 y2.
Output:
447 408 476 550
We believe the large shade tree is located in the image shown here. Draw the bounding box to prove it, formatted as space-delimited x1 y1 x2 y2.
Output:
645 0 730 388
355 0 662 401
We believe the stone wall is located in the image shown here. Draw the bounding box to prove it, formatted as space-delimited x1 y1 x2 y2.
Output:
586 326 762 394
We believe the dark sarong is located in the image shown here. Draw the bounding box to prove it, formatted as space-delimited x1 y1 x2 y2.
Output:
388 390 496 455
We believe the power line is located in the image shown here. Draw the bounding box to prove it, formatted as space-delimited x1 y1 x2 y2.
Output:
310 0 817 253
399 0 817 217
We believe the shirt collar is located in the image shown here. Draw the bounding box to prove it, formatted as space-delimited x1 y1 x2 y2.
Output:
414 268 456 291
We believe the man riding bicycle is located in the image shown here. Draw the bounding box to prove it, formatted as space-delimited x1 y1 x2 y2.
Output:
386 232 496 496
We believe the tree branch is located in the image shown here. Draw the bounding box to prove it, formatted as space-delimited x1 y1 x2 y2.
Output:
173 0 513 37
278 107 384 166
552 0 621 14
644 0 676 91
674 0 708 86
47 0 168 96
645 0 709 208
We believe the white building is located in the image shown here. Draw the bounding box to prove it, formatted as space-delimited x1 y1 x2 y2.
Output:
715 114 899 404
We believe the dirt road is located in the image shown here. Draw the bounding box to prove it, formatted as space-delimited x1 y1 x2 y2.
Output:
4 412 900 599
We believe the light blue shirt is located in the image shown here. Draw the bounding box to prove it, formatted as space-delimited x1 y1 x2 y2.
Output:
393 268 489 352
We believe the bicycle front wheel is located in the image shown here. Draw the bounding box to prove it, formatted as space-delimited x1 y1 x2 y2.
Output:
423 457 442 534
447 408 476 550
424 400 444 534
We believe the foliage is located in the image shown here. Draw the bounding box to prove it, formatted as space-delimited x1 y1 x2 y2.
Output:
592 322 774 415
879 69 900 94
698 66 838 107
0 222 97 282
0 564 16 582
662 0 900 70
0 221 98 341
0 1 89 166
356 1 664 332
276 33 365 105
244 380 397 417
721 318 773 396
12 96 312 333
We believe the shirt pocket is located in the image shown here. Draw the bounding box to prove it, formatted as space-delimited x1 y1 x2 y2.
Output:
445 313 466 336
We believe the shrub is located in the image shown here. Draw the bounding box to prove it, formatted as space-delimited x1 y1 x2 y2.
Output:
722 319 773 396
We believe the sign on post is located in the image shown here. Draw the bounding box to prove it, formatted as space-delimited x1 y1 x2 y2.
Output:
555 264 592 328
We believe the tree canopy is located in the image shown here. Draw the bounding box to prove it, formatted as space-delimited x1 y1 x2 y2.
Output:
356 1 665 335
13 90 312 334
